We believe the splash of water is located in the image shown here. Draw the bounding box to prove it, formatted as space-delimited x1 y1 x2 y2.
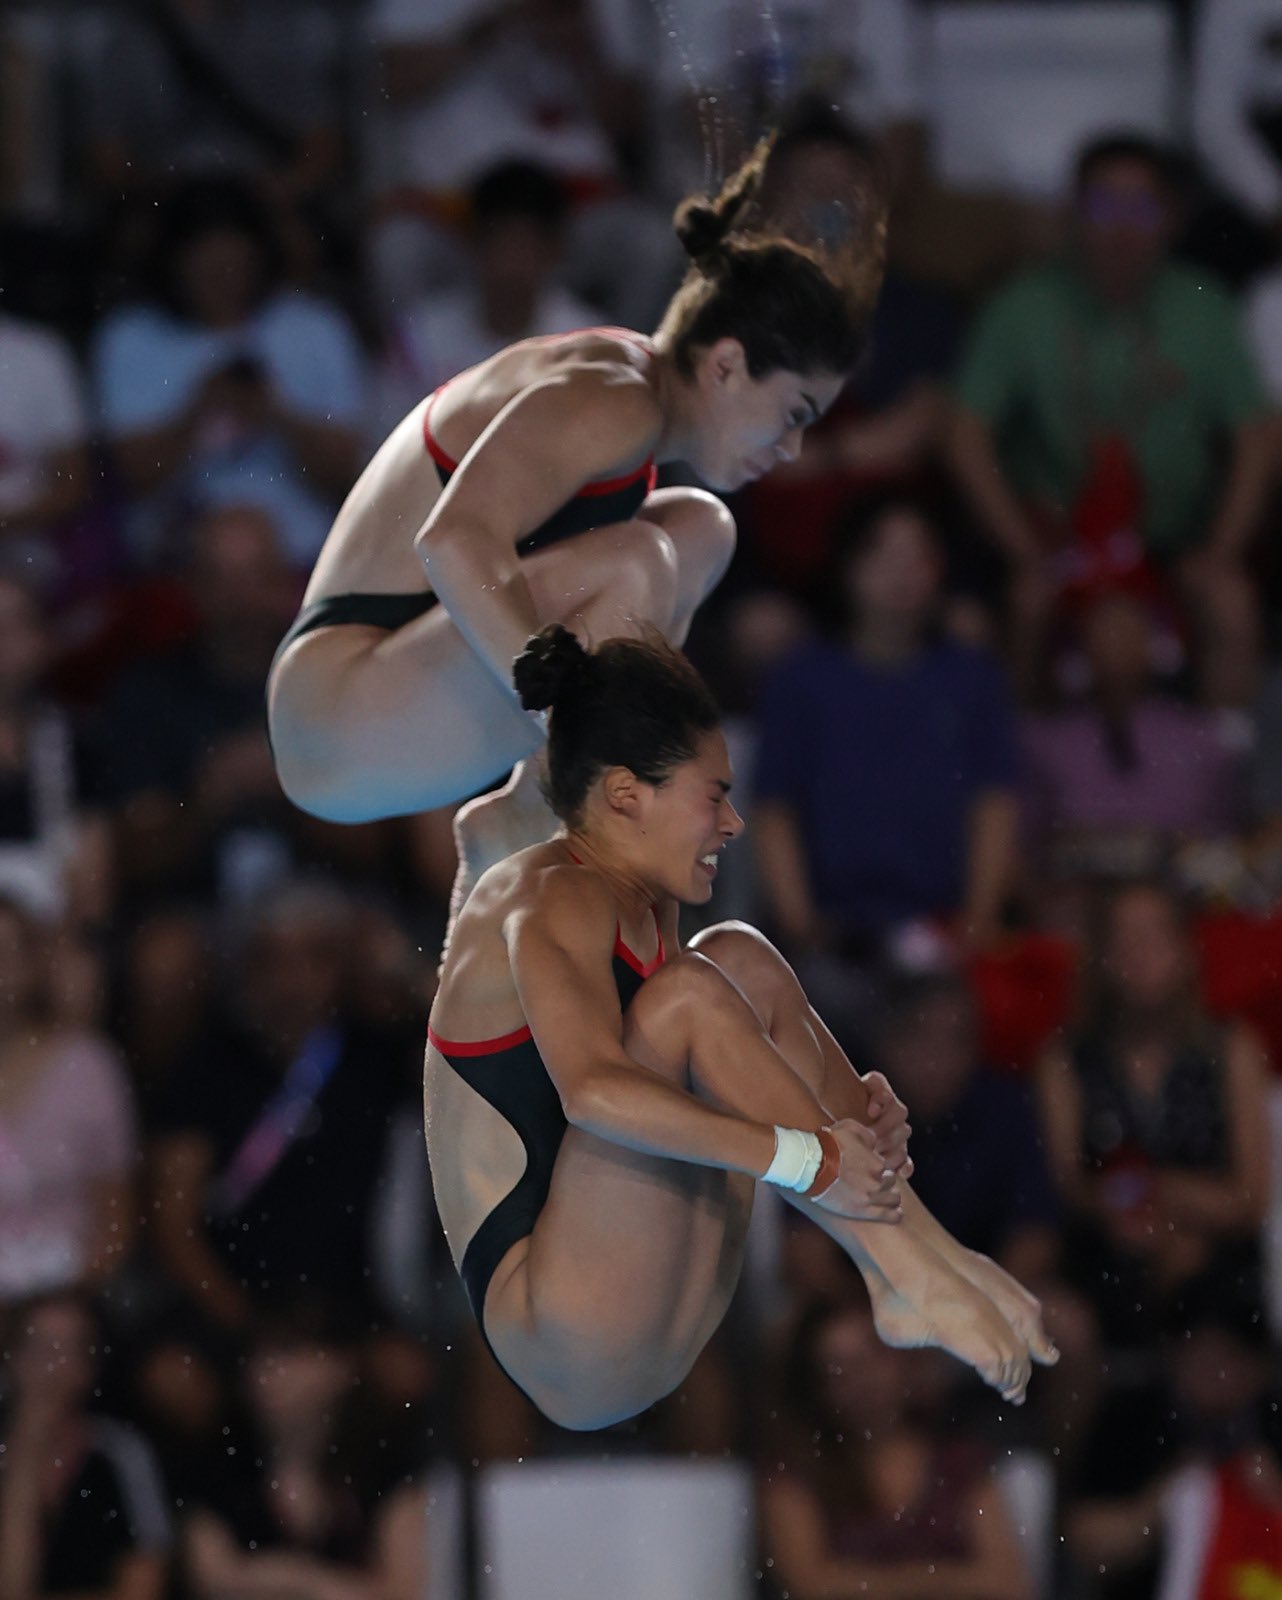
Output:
755 0 787 128
645 0 726 191
643 0 804 197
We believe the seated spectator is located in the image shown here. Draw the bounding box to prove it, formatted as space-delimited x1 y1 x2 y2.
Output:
125 1310 237 1518
752 493 1019 1049
948 132 1274 708
91 176 367 570
1022 591 1245 885
365 0 677 328
759 1299 1032 1600
101 502 298 914
873 973 1061 1280
150 879 417 1336
737 108 963 599
0 896 137 1307
374 159 596 434
0 288 91 597
0 568 111 932
182 1301 428 1600
1036 880 1270 1351
0 1291 170 1600
71 0 346 212
1065 1289 1282 1600
99 501 458 944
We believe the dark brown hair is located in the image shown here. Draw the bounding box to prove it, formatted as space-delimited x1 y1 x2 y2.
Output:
514 625 721 825
658 135 887 380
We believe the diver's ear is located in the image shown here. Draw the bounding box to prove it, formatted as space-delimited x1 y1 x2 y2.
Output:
601 765 641 819
698 336 749 390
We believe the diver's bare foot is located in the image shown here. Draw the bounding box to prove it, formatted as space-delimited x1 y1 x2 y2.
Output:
444 759 558 953
952 1248 1059 1368
453 758 556 882
866 1252 1033 1405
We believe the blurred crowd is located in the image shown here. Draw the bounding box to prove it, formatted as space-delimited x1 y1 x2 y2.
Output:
4 0 1282 1596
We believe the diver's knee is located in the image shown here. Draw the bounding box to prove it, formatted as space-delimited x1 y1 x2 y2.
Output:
689 920 790 998
647 488 737 598
628 951 747 1039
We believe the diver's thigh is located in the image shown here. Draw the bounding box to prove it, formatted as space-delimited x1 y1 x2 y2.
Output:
484 1126 751 1427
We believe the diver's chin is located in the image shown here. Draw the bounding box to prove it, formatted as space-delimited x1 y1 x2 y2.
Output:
688 451 734 493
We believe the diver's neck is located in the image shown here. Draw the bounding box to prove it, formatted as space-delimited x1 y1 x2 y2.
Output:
648 335 695 466
561 831 659 916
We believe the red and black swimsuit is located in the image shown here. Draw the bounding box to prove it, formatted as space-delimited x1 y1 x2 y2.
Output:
274 332 657 656
423 385 657 554
428 912 664 1340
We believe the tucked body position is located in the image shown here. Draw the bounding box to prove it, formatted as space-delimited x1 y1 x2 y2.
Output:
266 137 886 906
424 625 1058 1431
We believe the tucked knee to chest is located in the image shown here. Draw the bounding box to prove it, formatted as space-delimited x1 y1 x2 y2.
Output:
650 489 737 602
689 921 792 1009
622 951 752 1059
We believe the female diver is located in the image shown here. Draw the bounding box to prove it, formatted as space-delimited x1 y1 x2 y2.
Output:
266 138 885 891
424 625 1059 1430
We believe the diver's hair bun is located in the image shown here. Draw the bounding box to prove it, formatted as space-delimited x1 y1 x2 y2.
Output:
673 133 774 268
673 197 734 266
513 624 589 713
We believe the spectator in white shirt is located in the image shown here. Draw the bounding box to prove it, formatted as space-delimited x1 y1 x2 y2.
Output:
91 176 368 571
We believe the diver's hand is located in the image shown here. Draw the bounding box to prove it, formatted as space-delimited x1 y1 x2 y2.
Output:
811 1118 903 1223
860 1069 913 1179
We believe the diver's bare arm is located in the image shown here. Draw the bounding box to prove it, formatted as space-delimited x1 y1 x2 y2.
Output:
415 371 662 704
507 870 898 1217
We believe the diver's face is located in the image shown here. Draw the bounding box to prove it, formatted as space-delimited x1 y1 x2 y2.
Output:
688 340 843 491
633 729 744 905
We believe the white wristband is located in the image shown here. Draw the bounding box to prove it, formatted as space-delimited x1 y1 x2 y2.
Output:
764 1126 824 1193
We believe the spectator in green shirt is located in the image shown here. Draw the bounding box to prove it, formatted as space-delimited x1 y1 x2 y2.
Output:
948 133 1276 707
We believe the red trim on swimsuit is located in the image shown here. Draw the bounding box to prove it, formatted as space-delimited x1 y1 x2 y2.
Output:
427 1021 533 1056
576 459 659 497
420 328 657 498
565 845 666 976
421 393 456 476
614 917 665 979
